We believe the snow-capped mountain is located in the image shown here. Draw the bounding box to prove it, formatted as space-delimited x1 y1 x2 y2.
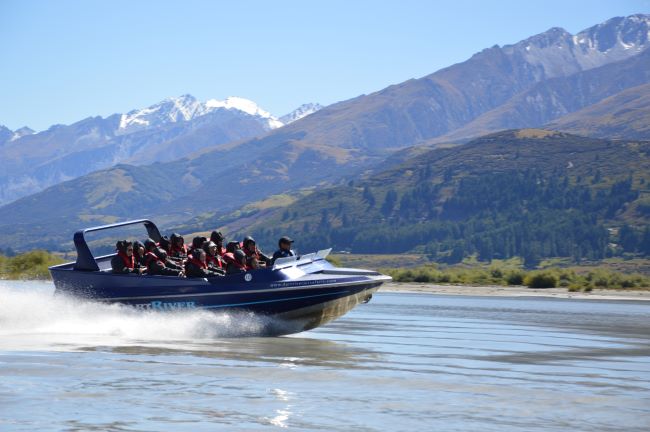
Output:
118 95 283 134
10 126 35 141
502 14 650 79
0 94 289 205
0 125 35 145
280 103 323 125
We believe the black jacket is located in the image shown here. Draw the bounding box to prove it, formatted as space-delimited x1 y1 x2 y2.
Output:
272 249 295 264
111 254 139 274
185 260 222 278
145 252 182 276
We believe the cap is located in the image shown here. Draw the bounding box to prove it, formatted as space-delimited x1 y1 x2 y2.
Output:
279 236 294 244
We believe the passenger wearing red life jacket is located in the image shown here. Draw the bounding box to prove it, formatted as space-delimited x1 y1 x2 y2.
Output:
210 231 227 257
226 249 250 274
158 236 172 254
185 249 223 278
222 241 241 267
203 241 226 273
143 239 184 277
133 240 147 270
242 236 271 267
169 233 188 260
111 240 143 274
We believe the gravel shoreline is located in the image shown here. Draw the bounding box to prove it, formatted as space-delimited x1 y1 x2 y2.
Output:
380 282 650 301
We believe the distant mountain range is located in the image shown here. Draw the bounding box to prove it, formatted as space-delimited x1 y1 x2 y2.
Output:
0 96 321 205
1 14 649 254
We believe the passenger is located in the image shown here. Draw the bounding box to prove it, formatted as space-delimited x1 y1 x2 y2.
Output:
191 236 208 250
158 235 172 254
169 233 188 260
157 247 184 272
210 231 227 256
222 241 240 268
242 236 271 266
143 238 157 253
226 241 241 253
185 248 223 278
203 241 226 272
226 249 250 274
111 240 142 274
143 239 184 277
272 236 296 264
133 240 147 268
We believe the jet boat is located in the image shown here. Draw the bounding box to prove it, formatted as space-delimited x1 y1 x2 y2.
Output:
49 219 391 335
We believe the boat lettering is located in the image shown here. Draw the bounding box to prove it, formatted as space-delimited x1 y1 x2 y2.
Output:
269 279 338 289
135 301 197 310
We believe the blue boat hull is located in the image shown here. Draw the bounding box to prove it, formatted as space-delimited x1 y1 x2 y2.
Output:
50 254 389 335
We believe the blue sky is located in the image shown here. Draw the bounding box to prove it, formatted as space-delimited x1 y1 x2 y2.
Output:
1 0 648 131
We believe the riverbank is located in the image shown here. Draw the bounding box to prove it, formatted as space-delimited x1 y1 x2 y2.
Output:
381 282 650 301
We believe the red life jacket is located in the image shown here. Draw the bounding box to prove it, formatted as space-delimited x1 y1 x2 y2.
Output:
222 252 236 265
171 244 187 256
144 251 163 267
206 254 223 269
187 254 207 270
117 251 135 269
243 246 260 260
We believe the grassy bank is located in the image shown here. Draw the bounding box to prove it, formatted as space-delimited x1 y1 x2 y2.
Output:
381 264 650 291
327 254 650 291
0 251 64 280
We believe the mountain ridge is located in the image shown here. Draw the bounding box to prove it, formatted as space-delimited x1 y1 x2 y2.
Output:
1 14 649 251
0 95 319 205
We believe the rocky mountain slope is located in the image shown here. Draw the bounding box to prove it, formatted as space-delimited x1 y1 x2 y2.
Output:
546 82 650 139
430 48 650 142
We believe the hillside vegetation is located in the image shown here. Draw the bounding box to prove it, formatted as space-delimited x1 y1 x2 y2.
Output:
0 251 64 279
229 130 650 266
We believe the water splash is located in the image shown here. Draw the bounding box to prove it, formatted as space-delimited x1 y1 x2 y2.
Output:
0 281 276 350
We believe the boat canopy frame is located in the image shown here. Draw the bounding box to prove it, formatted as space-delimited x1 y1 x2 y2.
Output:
73 219 162 271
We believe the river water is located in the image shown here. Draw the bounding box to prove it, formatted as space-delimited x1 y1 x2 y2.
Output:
1 280 649 431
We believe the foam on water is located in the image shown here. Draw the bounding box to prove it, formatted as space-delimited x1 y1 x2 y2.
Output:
0 281 272 350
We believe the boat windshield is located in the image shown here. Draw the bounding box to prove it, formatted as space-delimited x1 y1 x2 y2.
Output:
272 248 332 270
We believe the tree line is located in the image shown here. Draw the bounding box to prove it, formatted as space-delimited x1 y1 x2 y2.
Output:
251 170 648 265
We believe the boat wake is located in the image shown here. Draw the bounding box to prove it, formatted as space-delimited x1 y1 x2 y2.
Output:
0 282 289 351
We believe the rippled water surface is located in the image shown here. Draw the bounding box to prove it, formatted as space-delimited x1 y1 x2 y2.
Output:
1 281 649 431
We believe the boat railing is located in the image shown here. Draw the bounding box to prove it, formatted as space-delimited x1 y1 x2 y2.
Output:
272 248 332 270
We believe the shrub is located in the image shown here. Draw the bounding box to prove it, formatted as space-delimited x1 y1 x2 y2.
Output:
505 271 525 285
524 271 558 288
490 267 503 279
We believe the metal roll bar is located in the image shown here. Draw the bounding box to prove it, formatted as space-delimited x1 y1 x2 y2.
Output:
73 219 162 271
